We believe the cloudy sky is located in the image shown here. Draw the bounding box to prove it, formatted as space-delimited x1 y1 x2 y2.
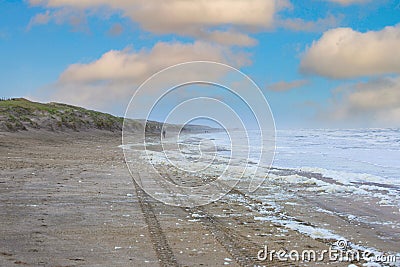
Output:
1 0 399 128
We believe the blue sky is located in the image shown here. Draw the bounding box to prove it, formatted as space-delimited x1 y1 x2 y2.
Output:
1 0 400 129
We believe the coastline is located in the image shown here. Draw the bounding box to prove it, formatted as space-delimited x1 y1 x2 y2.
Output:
0 130 399 266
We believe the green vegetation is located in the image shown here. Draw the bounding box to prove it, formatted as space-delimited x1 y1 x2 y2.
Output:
0 98 210 133
0 98 126 132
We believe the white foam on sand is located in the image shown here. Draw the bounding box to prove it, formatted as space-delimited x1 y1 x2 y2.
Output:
299 167 399 186
266 170 399 208
248 200 400 267
123 143 400 266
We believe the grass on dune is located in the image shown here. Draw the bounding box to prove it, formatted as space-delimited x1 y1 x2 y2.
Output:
0 98 126 132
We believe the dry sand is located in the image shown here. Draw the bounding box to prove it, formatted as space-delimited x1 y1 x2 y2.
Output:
0 131 398 266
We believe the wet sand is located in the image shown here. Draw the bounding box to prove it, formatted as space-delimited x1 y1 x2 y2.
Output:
0 131 398 266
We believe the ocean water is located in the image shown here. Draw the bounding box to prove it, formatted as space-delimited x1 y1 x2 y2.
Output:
274 128 400 184
181 128 400 186
175 128 400 261
173 127 400 212
129 128 400 261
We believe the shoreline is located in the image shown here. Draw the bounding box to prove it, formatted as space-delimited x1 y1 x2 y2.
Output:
1 131 399 266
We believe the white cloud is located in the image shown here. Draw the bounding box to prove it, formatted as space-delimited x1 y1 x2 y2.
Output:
326 0 371 5
322 76 400 127
28 7 88 31
200 30 258 47
27 10 51 29
300 24 400 79
108 23 123 36
28 0 291 46
267 79 309 91
59 41 250 84
41 41 251 110
278 14 342 32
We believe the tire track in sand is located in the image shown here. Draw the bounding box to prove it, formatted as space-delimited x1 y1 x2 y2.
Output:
133 180 180 267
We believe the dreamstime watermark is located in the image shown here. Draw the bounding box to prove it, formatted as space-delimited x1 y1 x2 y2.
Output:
122 61 276 207
257 239 398 264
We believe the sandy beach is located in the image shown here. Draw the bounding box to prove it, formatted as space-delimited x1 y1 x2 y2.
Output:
0 131 399 267
3 0 400 265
